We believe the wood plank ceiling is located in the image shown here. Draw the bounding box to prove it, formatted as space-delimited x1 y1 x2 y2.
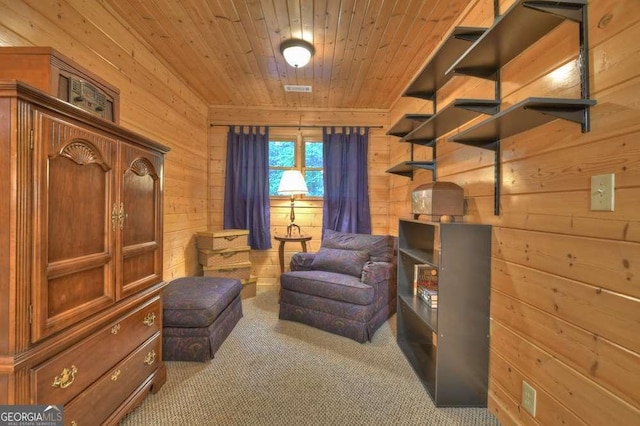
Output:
103 0 472 109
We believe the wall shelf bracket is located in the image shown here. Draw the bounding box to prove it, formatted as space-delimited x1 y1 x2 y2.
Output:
524 105 590 125
524 1 585 22
494 141 501 215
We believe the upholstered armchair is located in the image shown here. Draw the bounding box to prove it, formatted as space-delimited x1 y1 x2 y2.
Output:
278 229 397 343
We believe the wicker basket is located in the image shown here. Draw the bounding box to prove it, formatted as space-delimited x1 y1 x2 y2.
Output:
196 229 249 250
198 246 250 267
203 262 251 280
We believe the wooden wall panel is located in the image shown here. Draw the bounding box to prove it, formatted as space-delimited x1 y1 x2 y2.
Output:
388 0 640 424
491 322 640 425
489 351 589 426
207 107 389 284
0 0 210 280
491 287 640 407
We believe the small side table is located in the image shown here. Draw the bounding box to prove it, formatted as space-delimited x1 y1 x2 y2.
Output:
275 235 312 273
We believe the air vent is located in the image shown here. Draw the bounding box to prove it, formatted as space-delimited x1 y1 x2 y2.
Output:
284 85 312 93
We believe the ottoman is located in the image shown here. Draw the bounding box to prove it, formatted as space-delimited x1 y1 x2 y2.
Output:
162 276 243 362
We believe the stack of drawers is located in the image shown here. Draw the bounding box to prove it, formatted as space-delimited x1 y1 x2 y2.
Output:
196 229 257 298
32 297 162 424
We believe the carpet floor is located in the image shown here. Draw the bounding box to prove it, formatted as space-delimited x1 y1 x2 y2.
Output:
122 290 501 426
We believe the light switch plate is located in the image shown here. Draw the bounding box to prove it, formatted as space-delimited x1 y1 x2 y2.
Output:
590 173 615 211
522 380 537 417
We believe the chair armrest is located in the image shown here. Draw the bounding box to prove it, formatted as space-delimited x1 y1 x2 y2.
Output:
362 261 397 308
361 261 395 285
290 252 317 271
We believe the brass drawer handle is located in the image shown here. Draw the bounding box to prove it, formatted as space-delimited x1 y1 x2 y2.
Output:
52 365 77 389
144 350 156 366
111 369 121 381
111 323 121 335
221 251 236 258
223 235 238 241
143 312 156 327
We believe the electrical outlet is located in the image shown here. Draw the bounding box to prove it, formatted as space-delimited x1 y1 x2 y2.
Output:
591 173 615 211
522 380 537 417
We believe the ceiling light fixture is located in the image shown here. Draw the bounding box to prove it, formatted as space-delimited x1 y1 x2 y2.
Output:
280 39 314 68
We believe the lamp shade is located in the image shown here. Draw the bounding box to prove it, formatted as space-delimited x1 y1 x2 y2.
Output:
280 39 314 68
277 170 308 195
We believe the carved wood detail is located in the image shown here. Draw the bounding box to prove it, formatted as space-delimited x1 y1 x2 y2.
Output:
16 100 32 353
58 140 111 171
129 157 158 179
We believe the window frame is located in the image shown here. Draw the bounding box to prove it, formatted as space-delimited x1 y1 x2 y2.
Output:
268 133 323 199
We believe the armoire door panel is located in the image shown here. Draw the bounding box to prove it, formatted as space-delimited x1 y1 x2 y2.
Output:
122 169 156 245
47 267 113 318
32 111 116 342
47 156 107 261
118 143 163 299
123 251 156 285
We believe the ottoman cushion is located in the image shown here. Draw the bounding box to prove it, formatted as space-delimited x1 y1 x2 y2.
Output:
164 276 242 328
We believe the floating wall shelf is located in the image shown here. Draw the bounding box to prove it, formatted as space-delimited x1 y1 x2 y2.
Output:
387 114 432 137
387 0 594 217
450 97 596 149
404 26 485 100
447 0 587 80
385 160 435 178
388 26 486 181
402 99 499 146
446 0 593 216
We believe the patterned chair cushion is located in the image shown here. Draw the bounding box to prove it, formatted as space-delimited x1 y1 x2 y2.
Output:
290 252 316 271
163 277 242 328
310 247 369 277
322 229 395 262
280 270 374 305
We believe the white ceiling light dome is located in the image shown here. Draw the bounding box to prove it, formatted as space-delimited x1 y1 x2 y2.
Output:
280 39 315 68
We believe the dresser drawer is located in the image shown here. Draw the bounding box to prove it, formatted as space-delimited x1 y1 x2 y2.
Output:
63 334 161 426
31 297 161 405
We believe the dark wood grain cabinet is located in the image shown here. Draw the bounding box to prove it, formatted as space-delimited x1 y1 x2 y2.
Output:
0 81 168 424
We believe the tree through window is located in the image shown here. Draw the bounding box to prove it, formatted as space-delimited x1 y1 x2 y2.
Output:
268 136 323 197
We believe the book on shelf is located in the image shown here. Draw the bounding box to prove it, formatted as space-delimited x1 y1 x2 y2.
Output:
417 287 438 309
413 263 438 295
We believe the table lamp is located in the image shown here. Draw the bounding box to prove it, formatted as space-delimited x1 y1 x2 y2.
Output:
277 170 308 236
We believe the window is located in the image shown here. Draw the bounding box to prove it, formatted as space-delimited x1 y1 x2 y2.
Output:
268 140 295 196
268 136 323 197
304 140 323 197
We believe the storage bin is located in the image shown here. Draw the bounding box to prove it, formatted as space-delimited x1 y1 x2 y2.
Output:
203 262 252 280
196 229 249 250
198 246 251 267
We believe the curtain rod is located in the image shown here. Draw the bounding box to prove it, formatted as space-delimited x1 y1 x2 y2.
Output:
209 123 383 129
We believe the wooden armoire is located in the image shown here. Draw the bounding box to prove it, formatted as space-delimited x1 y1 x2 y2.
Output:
0 51 169 424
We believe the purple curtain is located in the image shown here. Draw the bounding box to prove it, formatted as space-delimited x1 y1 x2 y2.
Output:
224 126 272 249
322 127 371 234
